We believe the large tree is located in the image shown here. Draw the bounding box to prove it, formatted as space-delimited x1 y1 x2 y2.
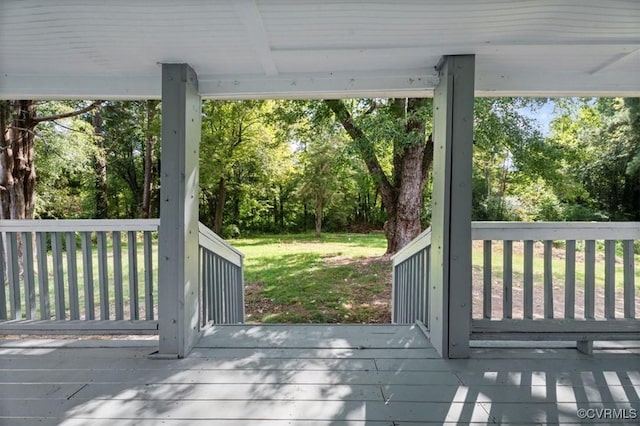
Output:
0 100 101 220
325 98 432 254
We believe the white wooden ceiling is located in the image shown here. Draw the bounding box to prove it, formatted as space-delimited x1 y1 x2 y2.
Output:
1 0 639 99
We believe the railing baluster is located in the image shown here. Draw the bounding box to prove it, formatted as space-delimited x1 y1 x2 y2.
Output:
406 260 411 322
391 264 398 323
144 231 154 320
202 250 208 323
231 262 237 322
623 240 635 319
237 264 244 323
543 240 553 319
51 232 65 320
35 232 50 320
483 240 492 319
81 232 95 320
565 240 576 319
227 263 233 322
218 256 224 323
395 263 401 323
224 259 229 322
65 232 80 320
239 264 244 323
222 261 229 322
199 247 205 326
425 245 430 328
0 235 7 320
112 231 124 320
400 262 407 323
97 231 109 320
604 240 616 319
232 265 237 323
408 256 415 321
418 250 425 323
584 240 596 319
523 240 534 319
208 252 214 323
503 240 512 319
7 233 21 319
214 255 222 324
22 232 36 320
415 255 420 322
127 231 139 320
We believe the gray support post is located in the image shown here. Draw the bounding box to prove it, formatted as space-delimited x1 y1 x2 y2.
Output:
429 55 474 359
158 63 202 358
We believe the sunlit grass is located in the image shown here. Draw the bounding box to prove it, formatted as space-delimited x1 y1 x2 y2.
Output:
232 232 390 323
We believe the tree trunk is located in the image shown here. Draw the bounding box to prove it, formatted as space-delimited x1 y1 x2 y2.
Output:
325 98 432 255
273 196 278 228
303 202 308 232
384 144 429 253
93 108 108 219
141 100 158 219
278 187 285 229
214 176 226 235
315 193 323 237
0 100 37 220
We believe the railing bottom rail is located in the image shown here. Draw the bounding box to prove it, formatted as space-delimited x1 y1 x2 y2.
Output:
0 319 158 335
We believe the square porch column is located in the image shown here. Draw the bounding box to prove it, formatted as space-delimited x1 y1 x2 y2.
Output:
430 55 475 359
157 63 201 358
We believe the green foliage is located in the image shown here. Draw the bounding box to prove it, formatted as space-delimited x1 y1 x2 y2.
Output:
34 102 98 218
222 224 241 238
471 98 555 220
95 101 161 218
548 97 640 220
32 96 640 233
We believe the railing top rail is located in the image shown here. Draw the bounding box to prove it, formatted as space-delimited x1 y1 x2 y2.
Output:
472 221 640 240
392 227 432 265
0 219 160 232
198 222 244 267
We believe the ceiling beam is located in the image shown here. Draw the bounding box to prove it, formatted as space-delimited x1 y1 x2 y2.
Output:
2 67 639 100
233 0 279 76
0 71 439 100
198 71 439 99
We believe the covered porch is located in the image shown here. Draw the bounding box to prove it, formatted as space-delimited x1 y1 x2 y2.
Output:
1 0 639 423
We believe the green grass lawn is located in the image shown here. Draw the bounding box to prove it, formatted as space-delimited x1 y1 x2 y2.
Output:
232 232 391 323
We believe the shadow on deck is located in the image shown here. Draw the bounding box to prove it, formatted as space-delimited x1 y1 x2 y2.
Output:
0 324 638 424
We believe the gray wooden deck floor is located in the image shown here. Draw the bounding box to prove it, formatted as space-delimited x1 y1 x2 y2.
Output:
1 324 638 425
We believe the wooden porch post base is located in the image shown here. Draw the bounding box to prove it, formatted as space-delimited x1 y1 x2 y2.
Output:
577 340 594 355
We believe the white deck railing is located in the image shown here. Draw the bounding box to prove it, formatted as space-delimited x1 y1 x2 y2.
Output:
0 219 159 334
198 223 244 325
392 222 640 349
391 228 431 326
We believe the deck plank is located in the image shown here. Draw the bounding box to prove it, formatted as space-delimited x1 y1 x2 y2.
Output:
0 324 638 425
0 357 378 371
0 400 493 423
197 324 431 349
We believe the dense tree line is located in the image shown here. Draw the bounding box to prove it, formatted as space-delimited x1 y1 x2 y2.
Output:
1 97 638 254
